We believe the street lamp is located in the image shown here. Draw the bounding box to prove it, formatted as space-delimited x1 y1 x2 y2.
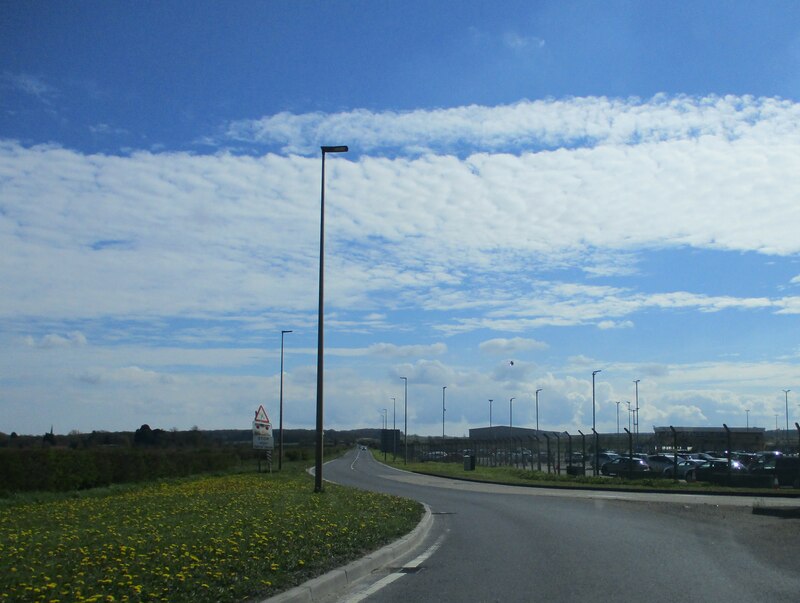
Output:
509 397 515 438
633 379 640 449
489 399 493 429
442 386 447 439
381 408 387 461
592 370 601 475
615 400 621 438
745 409 750 431
391 397 396 460
314 144 348 493
401 377 408 464
278 329 292 471
784 389 791 449
535 388 542 432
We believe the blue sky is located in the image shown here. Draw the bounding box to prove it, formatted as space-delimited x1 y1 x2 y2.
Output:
3 1 800 437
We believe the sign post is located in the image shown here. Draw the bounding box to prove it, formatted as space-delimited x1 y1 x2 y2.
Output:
253 405 274 472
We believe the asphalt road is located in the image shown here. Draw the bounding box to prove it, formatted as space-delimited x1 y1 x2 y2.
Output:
322 447 800 603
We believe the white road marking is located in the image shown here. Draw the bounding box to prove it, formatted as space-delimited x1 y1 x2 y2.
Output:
338 531 447 603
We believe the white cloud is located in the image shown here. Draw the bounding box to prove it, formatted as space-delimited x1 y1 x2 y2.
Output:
24 331 87 348
327 342 447 357
2 72 57 103
597 320 634 330
502 32 546 51
223 95 800 156
480 337 548 355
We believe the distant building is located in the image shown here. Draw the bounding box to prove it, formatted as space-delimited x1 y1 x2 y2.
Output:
653 426 765 452
469 426 562 441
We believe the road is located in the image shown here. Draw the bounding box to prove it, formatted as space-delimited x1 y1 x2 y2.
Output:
322 447 800 603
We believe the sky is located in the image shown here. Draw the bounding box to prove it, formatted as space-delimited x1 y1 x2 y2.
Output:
3 1 800 438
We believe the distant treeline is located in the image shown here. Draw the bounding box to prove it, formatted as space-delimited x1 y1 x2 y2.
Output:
0 424 382 494
0 425 384 450
0 447 250 494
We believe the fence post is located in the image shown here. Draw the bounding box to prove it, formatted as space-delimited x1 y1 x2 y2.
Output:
554 432 561 475
624 427 632 479
796 422 800 454
543 433 551 474
567 432 573 470
670 426 678 482
723 423 731 486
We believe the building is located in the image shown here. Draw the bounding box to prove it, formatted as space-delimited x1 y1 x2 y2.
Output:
652 426 765 453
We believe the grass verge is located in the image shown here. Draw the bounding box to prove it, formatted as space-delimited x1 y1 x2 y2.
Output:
379 455 798 495
0 461 423 602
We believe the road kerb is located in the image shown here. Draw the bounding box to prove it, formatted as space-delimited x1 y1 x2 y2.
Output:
264 503 433 603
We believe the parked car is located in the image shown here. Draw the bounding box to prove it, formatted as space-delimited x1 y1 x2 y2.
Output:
422 451 448 461
600 457 651 476
647 454 686 473
662 460 701 480
511 448 533 463
748 459 776 477
689 452 718 462
774 456 800 488
693 459 748 482
592 452 620 468
568 452 585 465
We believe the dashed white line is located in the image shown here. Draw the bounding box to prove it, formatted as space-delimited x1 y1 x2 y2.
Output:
338 532 447 603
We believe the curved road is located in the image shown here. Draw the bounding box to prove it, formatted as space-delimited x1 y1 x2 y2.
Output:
323 447 800 603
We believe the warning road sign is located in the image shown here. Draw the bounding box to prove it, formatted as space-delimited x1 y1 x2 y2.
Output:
253 404 274 450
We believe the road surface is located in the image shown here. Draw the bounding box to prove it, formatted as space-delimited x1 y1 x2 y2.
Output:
322 447 800 603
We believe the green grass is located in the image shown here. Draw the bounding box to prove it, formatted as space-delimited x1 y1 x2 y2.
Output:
381 455 794 495
0 461 423 602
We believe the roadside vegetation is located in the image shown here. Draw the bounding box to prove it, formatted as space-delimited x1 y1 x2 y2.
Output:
380 455 798 495
0 460 423 602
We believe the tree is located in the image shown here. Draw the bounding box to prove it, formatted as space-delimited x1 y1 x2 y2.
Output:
134 424 154 446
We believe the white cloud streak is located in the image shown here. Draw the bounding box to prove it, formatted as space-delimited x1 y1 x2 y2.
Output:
224 95 800 156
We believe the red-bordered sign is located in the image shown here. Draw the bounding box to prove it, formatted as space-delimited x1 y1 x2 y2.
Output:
253 404 274 449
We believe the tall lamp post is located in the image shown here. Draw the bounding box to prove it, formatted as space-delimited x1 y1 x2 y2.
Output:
489 399 493 429
745 409 750 431
442 386 447 439
535 388 542 432
401 376 408 464
314 144 348 493
381 408 387 461
784 389 791 449
633 379 640 450
509 397 515 438
278 329 292 471
391 397 397 460
592 370 601 475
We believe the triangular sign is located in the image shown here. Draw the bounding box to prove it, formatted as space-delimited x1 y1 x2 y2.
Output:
255 405 270 424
